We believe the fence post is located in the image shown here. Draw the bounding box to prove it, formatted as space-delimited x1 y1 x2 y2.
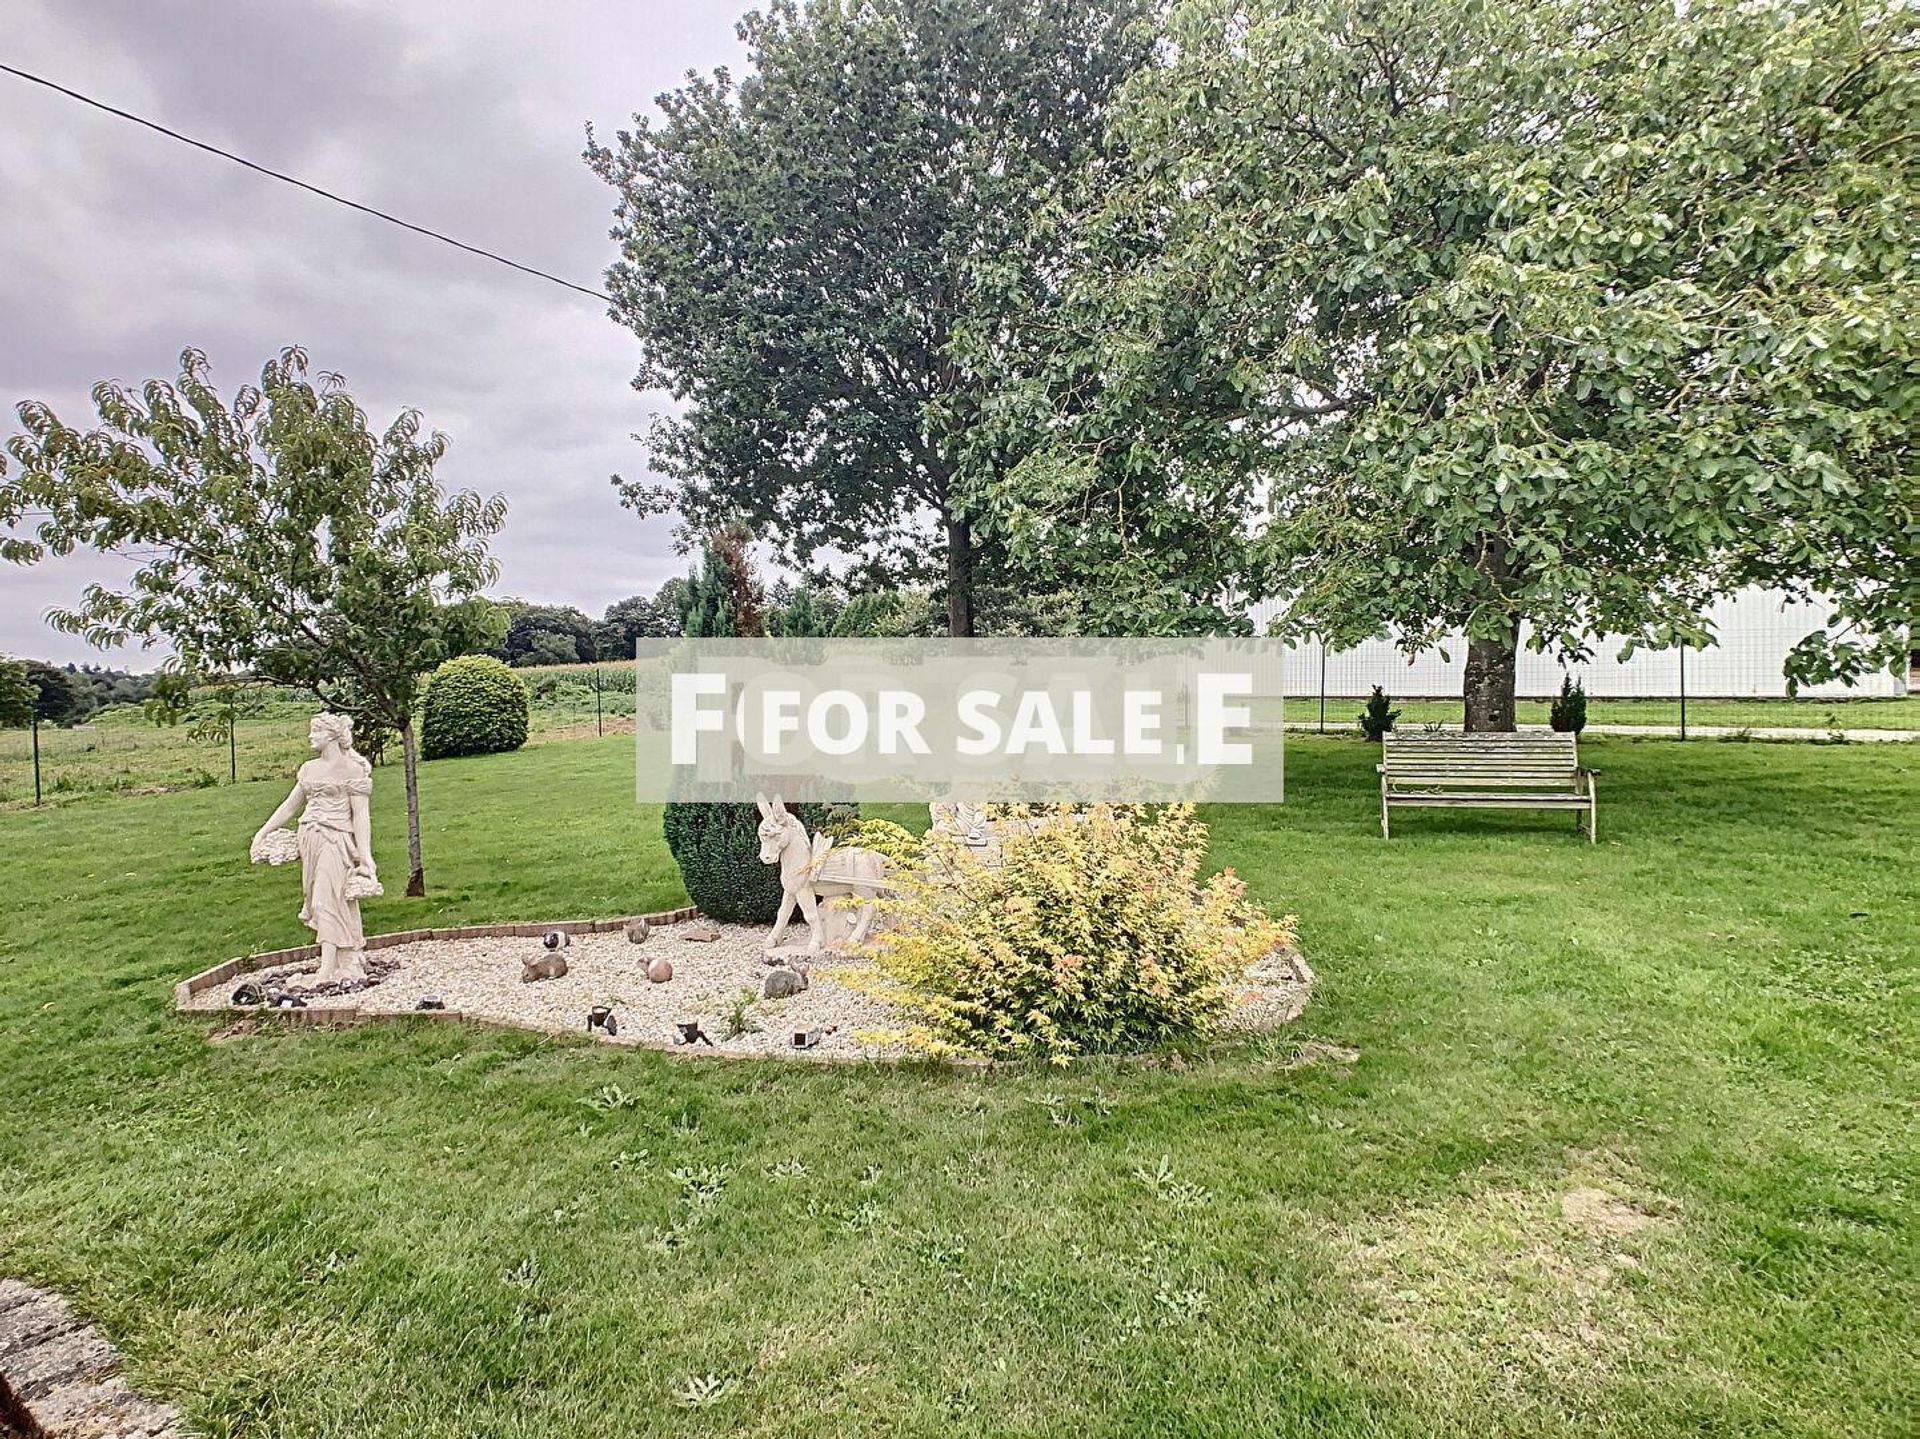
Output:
1318 641 1327 734
31 714 41 806
1679 643 1687 741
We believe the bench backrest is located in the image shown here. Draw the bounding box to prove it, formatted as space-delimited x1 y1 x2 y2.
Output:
1382 730 1580 787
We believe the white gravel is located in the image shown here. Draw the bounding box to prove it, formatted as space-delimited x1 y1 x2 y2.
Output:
183 922 1312 1061
185 921 910 1059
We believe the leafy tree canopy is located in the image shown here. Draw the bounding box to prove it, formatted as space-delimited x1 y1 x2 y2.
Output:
501 604 596 666
595 584 685 657
20 661 89 725
587 0 1151 634
0 658 34 730
0 346 506 890
969 0 1917 721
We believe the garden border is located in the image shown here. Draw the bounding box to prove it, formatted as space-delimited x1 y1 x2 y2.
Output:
171 907 701 1008
173 913 1313 1070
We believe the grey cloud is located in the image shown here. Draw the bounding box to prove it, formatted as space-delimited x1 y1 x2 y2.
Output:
1 0 749 666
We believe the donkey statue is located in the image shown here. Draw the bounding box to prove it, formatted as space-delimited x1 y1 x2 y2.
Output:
755 794 892 955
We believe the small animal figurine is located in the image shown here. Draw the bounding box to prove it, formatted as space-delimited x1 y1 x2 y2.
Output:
646 956 674 984
542 930 571 951
755 793 891 955
522 953 569 983
625 919 651 944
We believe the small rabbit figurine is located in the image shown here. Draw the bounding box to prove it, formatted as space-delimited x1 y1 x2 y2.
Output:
521 953 569 983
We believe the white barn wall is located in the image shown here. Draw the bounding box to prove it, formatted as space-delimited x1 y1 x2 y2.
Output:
1247 587 1908 699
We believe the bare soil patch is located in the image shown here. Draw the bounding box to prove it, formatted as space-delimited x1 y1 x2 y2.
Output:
1337 1163 1684 1401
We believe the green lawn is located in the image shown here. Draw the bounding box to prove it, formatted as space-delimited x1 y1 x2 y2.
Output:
0 735 1913 1436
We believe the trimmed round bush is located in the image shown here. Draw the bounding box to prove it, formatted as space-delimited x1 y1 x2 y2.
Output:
419 656 530 760
663 796 839 923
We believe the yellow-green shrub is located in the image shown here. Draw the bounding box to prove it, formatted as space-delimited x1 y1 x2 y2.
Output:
865 804 1289 1063
823 815 923 867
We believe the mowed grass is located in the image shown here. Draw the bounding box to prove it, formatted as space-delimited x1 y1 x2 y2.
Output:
0 734 1913 1437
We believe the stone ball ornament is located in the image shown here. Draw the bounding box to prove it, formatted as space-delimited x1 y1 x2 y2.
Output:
646 956 674 984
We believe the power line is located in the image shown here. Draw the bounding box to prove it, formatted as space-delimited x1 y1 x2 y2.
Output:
0 60 612 303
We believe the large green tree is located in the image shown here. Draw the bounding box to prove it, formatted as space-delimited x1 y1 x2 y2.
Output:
1 347 507 891
586 0 1150 635
972 0 1917 725
595 584 685 657
0 658 34 730
501 604 599 667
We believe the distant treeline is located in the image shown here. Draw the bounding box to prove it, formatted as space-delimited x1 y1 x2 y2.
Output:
5 661 160 725
4 568 1075 728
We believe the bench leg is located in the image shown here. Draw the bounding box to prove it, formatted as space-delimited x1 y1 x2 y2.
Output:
1380 783 1391 840
1587 777 1598 844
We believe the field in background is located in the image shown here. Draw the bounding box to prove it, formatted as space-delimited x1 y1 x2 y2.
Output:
0 678 641 807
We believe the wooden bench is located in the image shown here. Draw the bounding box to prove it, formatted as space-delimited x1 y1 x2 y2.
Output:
1378 731 1599 841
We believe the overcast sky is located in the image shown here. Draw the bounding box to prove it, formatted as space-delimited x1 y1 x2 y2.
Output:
1 0 750 667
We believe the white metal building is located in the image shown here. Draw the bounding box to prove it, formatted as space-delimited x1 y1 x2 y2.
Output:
1247 587 1911 699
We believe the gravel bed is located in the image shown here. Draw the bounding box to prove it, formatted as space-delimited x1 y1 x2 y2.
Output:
183 922 1311 1061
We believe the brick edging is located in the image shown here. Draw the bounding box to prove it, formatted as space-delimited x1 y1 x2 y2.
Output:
172 907 701 1008
0 1277 191 1437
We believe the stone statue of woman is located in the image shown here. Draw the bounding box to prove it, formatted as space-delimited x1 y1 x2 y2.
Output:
252 712 380 984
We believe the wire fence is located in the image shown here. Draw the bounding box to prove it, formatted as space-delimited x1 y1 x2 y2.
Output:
0 669 644 808
3 620 1911 808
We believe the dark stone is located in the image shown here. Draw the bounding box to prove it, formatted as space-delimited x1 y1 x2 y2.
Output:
763 968 808 1000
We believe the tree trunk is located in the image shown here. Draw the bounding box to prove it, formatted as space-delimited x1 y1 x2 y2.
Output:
1463 620 1520 732
400 718 426 896
945 512 975 638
